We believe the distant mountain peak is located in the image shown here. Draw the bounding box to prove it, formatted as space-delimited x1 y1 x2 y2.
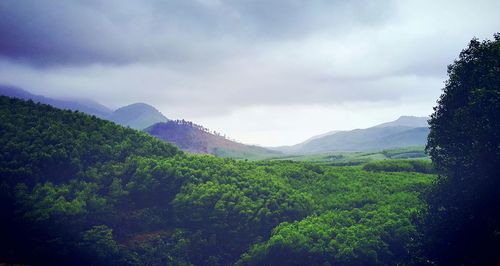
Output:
124 102 153 108
107 102 168 130
374 116 429 128
396 115 427 121
115 102 160 111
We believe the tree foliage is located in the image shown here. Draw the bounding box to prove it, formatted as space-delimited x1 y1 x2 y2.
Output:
0 96 436 265
424 34 500 264
363 159 434 174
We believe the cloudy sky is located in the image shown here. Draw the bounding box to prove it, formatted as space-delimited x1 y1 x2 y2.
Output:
0 0 499 146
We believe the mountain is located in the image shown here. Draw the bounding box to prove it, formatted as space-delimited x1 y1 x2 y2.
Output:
373 116 428 128
301 130 341 144
274 130 341 153
0 85 169 130
0 84 112 118
0 85 272 158
107 103 169 130
0 85 428 156
277 116 429 154
145 120 281 159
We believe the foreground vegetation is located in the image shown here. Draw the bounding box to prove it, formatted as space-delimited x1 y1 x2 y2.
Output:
421 33 500 264
0 97 435 265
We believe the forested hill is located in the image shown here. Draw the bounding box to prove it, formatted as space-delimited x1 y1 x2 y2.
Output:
0 95 179 263
0 95 435 265
145 120 281 159
0 96 180 186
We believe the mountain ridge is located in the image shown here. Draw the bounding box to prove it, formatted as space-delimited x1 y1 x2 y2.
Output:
275 116 429 154
373 116 428 128
1 85 429 155
0 85 277 158
0 84 113 118
145 120 281 159
0 85 169 130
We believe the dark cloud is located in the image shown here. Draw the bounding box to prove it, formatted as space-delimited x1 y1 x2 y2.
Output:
0 0 498 145
0 0 395 66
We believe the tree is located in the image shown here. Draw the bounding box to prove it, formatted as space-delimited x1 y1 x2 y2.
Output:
78 225 121 265
423 33 500 265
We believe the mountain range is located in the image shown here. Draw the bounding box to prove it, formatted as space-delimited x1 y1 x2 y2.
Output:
0 85 168 130
274 116 429 154
0 85 278 158
0 85 430 156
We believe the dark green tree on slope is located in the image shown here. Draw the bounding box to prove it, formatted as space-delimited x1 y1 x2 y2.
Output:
424 33 500 265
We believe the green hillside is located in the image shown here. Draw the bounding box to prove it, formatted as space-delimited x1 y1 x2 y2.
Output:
0 96 435 265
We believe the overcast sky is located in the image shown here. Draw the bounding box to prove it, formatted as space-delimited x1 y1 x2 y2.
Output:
0 0 499 146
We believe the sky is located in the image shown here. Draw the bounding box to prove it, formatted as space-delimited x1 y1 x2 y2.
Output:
0 0 499 146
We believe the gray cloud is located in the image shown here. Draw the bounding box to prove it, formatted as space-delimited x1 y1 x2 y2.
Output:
0 0 395 66
0 0 416 107
0 0 499 146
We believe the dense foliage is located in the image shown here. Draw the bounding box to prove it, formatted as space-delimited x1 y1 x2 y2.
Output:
0 96 179 264
270 147 428 166
238 165 432 265
0 96 435 265
363 159 434 174
424 34 500 264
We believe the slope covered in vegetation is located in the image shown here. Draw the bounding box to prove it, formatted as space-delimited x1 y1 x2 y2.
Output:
146 120 281 159
0 96 435 265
